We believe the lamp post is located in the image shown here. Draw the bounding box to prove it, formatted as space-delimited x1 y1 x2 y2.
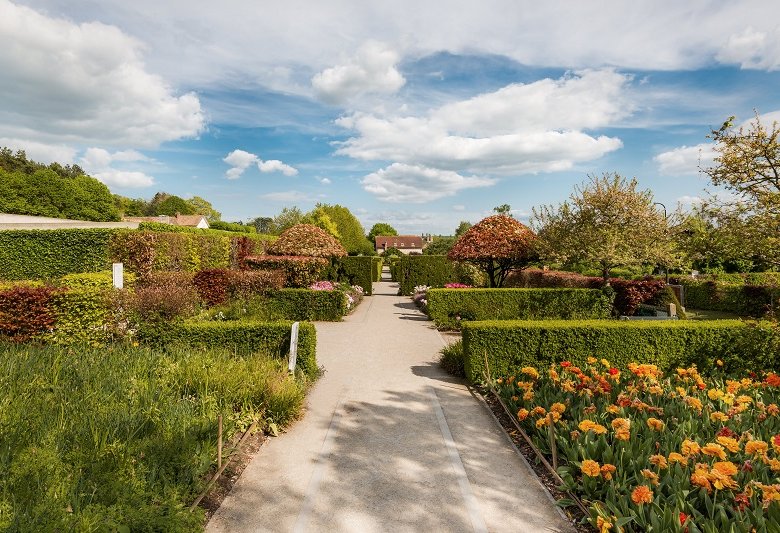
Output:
653 202 669 284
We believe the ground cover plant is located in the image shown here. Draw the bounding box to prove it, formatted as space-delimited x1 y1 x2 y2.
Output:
494 359 780 532
0 342 307 531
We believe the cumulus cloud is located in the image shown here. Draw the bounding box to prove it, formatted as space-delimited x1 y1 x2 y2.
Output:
317 177 332 185
361 163 495 203
654 143 717 176
336 69 629 200
0 138 77 165
0 1 204 148
717 27 780 70
312 41 405 105
80 147 155 188
223 149 298 179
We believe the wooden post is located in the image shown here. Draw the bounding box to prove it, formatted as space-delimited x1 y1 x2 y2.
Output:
547 413 558 471
217 415 223 469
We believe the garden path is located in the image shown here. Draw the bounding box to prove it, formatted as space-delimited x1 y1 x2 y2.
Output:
206 279 572 533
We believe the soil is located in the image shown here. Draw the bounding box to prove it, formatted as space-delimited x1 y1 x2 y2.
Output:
478 386 594 532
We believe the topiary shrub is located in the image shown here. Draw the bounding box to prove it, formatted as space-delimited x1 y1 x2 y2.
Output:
269 224 347 258
0 286 60 341
448 215 537 287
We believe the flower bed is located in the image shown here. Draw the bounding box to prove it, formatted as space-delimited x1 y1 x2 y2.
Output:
494 359 780 532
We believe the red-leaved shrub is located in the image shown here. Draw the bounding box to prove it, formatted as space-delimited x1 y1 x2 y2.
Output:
193 269 232 306
0 286 60 341
609 278 666 316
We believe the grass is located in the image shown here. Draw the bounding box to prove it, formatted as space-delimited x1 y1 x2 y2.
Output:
0 342 307 532
685 308 743 320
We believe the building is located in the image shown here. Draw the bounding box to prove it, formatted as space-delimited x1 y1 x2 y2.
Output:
0 213 138 230
375 235 425 255
122 214 210 229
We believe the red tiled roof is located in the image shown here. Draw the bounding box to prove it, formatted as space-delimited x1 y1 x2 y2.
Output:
374 235 423 249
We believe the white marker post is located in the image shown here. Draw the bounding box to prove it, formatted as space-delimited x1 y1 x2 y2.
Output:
288 321 300 373
112 263 124 289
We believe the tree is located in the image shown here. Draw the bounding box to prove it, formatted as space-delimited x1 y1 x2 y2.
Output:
532 173 671 282
705 113 780 215
250 216 274 234
314 204 374 255
268 224 347 257
186 196 221 222
455 221 472 237
448 215 536 287
155 195 195 216
493 204 512 216
423 236 455 255
271 207 307 235
367 222 398 242
306 206 341 239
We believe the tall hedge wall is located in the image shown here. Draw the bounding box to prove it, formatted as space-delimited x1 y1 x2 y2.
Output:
372 257 382 282
335 256 374 295
0 229 117 280
677 279 778 316
461 319 758 383
140 320 317 378
396 255 455 295
427 288 613 329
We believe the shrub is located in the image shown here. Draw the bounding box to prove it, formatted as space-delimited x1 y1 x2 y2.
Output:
140 320 318 378
676 278 778 316
263 289 347 321
228 269 285 299
461 319 757 383
269 224 346 258
609 278 666 316
193 268 232 306
396 255 455 295
335 256 374 295
0 286 59 341
209 220 256 233
507 268 602 289
448 215 536 287
427 288 614 329
244 255 329 288
57 270 137 290
439 340 465 377
131 284 199 324
0 229 116 280
372 257 382 282
47 288 112 345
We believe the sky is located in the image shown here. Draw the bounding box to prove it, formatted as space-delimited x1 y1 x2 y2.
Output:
1 0 780 234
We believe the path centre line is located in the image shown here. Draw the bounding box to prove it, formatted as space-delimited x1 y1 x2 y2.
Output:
429 386 488 533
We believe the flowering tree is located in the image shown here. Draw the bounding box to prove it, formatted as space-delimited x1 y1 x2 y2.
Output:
268 224 347 258
447 215 536 287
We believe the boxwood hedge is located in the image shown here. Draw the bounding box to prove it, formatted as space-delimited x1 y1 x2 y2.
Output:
335 256 374 295
396 255 454 295
427 288 613 329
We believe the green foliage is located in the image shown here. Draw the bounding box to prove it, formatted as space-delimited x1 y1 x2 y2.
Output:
244 256 329 288
0 342 306 531
150 193 195 216
47 288 112 345
271 207 307 235
461 319 758 383
455 221 472 237
57 270 136 290
262 289 347 322
448 214 537 287
334 256 374 295
0 150 119 222
305 206 341 239
209 220 256 233
313 204 373 255
439 340 465 377
185 195 221 222
382 246 404 258
367 222 397 242
427 288 614 329
372 257 382 282
396 255 456 295
142 320 318 378
250 216 275 234
677 279 779 316
0 229 116 280
423 236 456 255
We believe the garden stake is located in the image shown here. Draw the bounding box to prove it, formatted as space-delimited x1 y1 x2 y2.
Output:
547 412 558 471
190 420 259 512
218 415 223 469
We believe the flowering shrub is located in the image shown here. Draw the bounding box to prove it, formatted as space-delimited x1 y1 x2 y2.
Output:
496 360 780 531
268 224 346 258
412 285 429 312
310 280 337 291
344 284 364 311
444 283 472 289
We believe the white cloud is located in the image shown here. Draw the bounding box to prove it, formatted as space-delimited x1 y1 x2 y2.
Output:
717 27 780 70
312 41 405 105
79 147 155 188
654 143 717 176
259 190 310 202
317 177 332 185
223 149 298 179
0 137 77 165
337 70 628 178
361 163 495 203
0 1 204 148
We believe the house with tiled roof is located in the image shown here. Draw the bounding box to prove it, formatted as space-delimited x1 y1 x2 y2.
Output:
375 235 425 255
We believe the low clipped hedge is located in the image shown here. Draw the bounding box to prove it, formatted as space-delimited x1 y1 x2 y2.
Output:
427 288 613 329
140 320 317 378
335 256 374 295
677 279 778 316
396 255 455 295
461 319 761 383
266 289 347 321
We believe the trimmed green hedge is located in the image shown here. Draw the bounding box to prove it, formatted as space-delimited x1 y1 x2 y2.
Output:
372 257 382 282
678 279 778 316
267 289 347 321
48 288 112 345
140 320 317 378
396 255 455 295
461 319 762 383
0 229 117 280
427 288 613 329
335 256 374 295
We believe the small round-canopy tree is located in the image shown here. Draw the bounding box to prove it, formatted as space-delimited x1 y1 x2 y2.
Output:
269 223 347 257
447 215 536 287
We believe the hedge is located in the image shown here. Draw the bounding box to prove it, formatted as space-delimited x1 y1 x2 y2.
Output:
57 270 136 290
461 319 763 383
244 255 328 288
676 279 778 316
396 255 455 295
139 320 317 378
427 288 614 329
265 289 347 321
372 257 382 282
0 229 116 280
335 256 374 295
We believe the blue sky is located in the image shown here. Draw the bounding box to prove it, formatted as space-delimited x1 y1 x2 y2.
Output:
1 1 779 234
